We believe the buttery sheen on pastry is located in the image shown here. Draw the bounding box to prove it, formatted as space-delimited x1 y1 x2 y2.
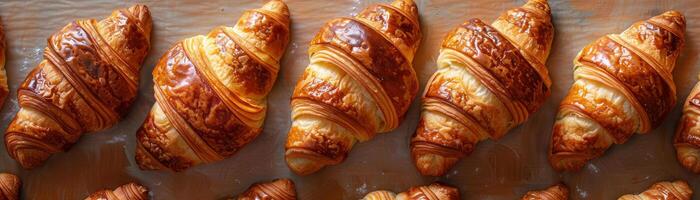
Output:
4 5 152 169
618 180 692 200
549 11 685 171
134 0 290 171
285 0 422 175
522 184 568 200
410 0 554 176
361 183 459 200
85 182 149 200
675 76 700 173
0 173 20 200
0 17 7 106
236 179 296 200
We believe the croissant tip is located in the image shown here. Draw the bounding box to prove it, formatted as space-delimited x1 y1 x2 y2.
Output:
123 4 153 34
412 152 455 176
649 10 686 34
12 148 48 169
285 156 324 176
390 0 420 22
262 0 290 17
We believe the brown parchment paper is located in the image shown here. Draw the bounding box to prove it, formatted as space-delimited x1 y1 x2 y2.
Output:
0 0 699 199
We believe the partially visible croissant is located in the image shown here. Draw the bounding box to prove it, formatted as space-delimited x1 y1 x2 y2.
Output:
521 184 568 200
134 0 290 171
4 5 152 169
675 77 700 173
0 173 20 200
362 183 459 200
285 0 422 175
411 0 554 176
0 17 7 106
236 179 296 200
85 182 149 200
618 180 692 200
549 11 685 171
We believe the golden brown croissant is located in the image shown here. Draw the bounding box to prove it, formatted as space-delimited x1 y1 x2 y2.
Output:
134 0 290 171
85 182 149 200
4 5 152 169
618 180 692 200
549 11 685 171
521 184 568 200
361 183 459 200
0 173 20 200
0 17 7 106
236 179 296 200
410 0 553 176
285 0 422 175
675 77 700 173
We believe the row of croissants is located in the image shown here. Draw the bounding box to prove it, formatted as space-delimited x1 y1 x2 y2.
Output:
0 173 692 200
0 0 696 199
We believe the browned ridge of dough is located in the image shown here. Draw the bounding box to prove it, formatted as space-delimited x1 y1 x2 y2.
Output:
84 182 149 200
4 4 152 169
361 183 460 200
236 179 296 200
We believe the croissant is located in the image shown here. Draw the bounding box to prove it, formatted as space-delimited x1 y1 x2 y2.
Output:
618 180 692 200
285 0 422 175
134 0 290 171
0 17 7 106
521 184 568 200
361 183 459 200
0 173 20 200
85 182 149 200
236 179 296 200
549 11 685 171
4 5 152 169
410 0 553 176
674 77 700 173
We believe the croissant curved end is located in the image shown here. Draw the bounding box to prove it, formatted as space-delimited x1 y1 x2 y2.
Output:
676 144 700 173
524 0 551 14
261 0 290 18
284 149 329 175
411 150 459 177
390 0 420 23
548 151 589 172
10 147 50 169
653 10 686 32
0 173 20 200
124 4 153 35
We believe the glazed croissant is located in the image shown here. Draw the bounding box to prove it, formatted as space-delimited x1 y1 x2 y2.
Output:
521 184 568 200
0 173 20 200
0 17 7 106
85 182 149 200
134 0 290 171
4 5 152 169
549 11 685 171
411 0 553 176
362 183 459 200
236 179 296 200
618 180 692 200
675 77 700 173
285 0 422 175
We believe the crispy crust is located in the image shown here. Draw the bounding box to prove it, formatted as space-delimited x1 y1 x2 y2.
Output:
236 179 296 200
550 11 685 171
285 0 421 175
5 5 151 169
135 1 291 171
521 183 569 200
618 180 692 200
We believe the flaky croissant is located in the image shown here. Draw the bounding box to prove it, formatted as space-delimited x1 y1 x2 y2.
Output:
618 180 692 200
410 0 553 176
236 179 296 200
285 0 422 175
549 11 685 171
4 5 152 169
675 76 700 173
134 0 290 171
521 184 568 200
0 17 7 106
0 173 20 200
362 183 459 200
85 182 149 200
